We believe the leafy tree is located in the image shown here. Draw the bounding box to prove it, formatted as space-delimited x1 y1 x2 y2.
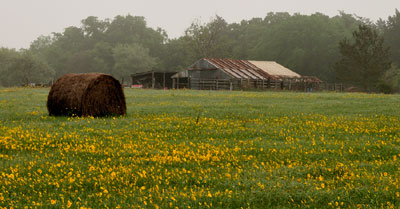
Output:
0 49 54 86
0 48 19 86
382 64 400 92
63 50 94 74
334 24 392 91
11 52 55 86
112 44 156 83
161 38 195 72
105 15 166 52
89 42 114 74
184 15 232 59
383 9 400 65
29 35 54 58
81 16 109 40
249 12 360 82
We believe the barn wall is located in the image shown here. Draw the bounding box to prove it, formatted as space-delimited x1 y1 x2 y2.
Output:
188 69 232 90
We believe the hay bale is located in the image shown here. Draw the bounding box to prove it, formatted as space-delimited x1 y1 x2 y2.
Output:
47 73 126 117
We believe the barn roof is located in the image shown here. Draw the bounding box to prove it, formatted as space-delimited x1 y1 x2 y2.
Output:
189 58 301 80
248 60 301 78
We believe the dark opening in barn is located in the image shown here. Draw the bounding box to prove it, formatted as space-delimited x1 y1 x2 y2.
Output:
131 71 177 89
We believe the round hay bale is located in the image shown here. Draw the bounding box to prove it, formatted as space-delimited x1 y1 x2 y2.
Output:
47 73 126 117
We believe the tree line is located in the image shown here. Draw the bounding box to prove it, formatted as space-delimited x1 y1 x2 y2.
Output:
0 10 399 92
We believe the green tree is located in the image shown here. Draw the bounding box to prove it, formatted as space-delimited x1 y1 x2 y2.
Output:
384 9 400 65
81 16 109 40
184 15 232 59
10 52 55 86
0 48 19 86
160 38 195 72
89 42 114 74
249 12 360 81
382 64 400 92
112 44 157 83
334 24 392 91
0 49 55 86
105 15 166 53
29 35 54 58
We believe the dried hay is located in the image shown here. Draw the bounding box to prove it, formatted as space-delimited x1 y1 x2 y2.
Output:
47 73 126 117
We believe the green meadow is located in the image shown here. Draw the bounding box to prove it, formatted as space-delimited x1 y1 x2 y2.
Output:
0 88 399 208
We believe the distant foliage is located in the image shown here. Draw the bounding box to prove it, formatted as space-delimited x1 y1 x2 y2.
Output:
112 44 156 83
28 15 166 83
1 11 400 87
382 64 400 92
334 25 391 92
383 9 400 66
0 48 54 86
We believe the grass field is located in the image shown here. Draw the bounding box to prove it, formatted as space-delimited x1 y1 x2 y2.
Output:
0 88 400 208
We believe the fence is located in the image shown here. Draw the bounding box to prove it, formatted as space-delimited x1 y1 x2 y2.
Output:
173 78 345 92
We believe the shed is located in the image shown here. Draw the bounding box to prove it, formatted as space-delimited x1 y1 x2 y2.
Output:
131 71 177 89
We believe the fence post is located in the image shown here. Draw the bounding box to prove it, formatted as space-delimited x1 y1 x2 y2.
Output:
163 72 166 89
262 79 265 90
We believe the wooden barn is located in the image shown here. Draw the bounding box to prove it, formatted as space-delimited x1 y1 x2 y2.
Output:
131 71 177 89
172 58 322 91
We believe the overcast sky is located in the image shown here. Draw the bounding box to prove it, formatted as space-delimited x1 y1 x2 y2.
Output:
0 0 399 49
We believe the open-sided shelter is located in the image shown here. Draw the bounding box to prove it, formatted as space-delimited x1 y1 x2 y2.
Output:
131 71 177 89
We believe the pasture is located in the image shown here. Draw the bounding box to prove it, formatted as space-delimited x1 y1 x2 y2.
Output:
0 88 399 208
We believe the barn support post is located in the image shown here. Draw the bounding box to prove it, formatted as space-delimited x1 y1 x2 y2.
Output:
172 79 176 89
216 79 219 90
230 80 233 91
177 77 180 89
188 77 191 89
163 72 166 89
151 72 155 89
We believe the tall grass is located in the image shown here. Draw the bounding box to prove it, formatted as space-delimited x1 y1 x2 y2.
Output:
0 88 399 208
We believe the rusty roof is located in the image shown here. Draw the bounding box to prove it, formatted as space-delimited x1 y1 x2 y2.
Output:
202 58 301 80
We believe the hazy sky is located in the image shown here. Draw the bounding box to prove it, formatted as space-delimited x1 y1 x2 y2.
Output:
1 0 399 49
